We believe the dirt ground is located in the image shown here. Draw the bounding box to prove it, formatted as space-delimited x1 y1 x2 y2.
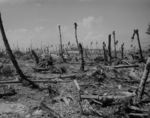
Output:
0 53 150 118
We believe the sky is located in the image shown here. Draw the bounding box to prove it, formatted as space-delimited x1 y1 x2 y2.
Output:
0 0 150 50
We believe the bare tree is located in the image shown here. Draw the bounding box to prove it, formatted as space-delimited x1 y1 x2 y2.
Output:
0 13 38 88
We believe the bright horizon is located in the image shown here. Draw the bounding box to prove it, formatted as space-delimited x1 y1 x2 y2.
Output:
0 0 150 51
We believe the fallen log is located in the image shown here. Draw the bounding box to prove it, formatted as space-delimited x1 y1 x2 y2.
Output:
0 80 72 85
81 93 135 106
81 94 135 100
33 67 50 72
136 57 150 102
121 60 132 65
129 113 148 118
106 64 139 69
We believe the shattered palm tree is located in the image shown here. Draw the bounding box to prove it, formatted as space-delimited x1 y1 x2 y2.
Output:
0 13 38 88
131 29 144 62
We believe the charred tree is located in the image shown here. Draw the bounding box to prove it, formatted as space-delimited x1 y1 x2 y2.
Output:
78 43 84 71
103 42 107 62
121 43 124 59
136 57 150 102
113 31 116 58
74 23 79 48
31 50 39 65
0 13 38 88
108 34 112 61
131 29 144 62
58 25 65 62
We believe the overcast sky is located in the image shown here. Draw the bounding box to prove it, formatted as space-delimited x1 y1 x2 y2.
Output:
0 0 150 50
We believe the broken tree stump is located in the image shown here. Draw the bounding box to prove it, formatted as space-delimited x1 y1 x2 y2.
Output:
136 57 150 102
121 43 124 59
103 42 107 62
79 43 84 71
113 31 116 58
108 34 112 62
74 23 79 48
0 13 38 88
131 29 144 62
58 25 65 62
31 50 39 65
115 40 118 58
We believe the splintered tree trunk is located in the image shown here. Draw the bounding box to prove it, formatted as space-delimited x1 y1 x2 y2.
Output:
78 43 84 71
121 46 124 59
103 42 107 62
0 14 38 88
108 34 112 61
121 43 124 59
74 23 79 48
131 29 144 62
113 31 116 58
136 57 150 102
136 30 144 62
31 50 39 65
58 25 65 62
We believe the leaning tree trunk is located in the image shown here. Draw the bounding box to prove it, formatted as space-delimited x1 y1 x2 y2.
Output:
78 43 84 71
108 34 112 61
31 50 39 65
136 57 150 103
131 29 144 62
0 14 38 88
